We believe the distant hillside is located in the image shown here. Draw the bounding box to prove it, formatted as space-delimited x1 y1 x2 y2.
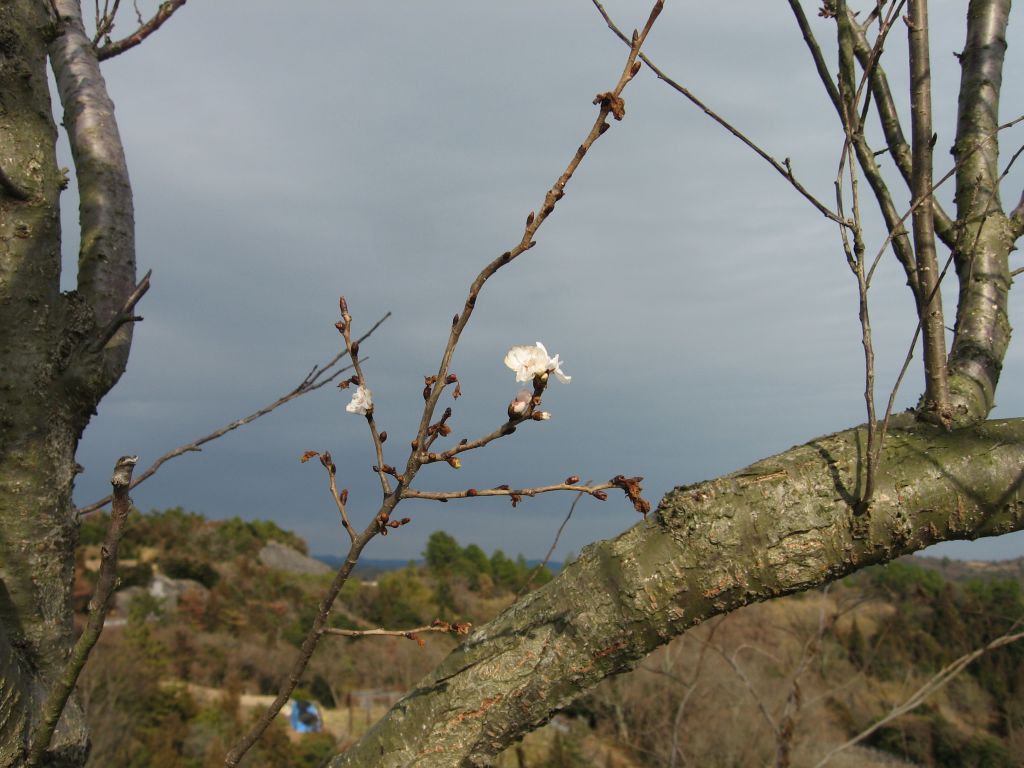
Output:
74 508 1024 768
314 556 418 579
908 553 1024 585
315 555 564 579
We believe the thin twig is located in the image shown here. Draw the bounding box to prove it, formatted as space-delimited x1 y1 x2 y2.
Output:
322 619 472 642
408 0 664 473
92 0 121 44
814 625 1024 767
95 0 187 60
89 268 151 352
403 481 612 504
907 0 950 423
336 299 392 498
76 312 390 517
519 487 587 596
26 456 137 767
593 0 844 225
844 3 957 247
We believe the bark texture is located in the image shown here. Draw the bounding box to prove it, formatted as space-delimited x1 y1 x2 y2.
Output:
331 417 1024 766
0 1 135 765
947 0 1015 425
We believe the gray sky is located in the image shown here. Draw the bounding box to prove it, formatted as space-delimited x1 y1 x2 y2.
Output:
66 1 1024 562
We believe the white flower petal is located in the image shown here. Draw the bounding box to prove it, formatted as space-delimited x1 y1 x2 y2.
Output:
504 342 570 384
345 385 373 415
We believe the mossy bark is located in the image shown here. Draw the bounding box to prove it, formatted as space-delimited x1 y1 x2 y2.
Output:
331 417 1024 767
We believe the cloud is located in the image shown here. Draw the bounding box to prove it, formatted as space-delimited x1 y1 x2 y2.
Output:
70 1 1024 562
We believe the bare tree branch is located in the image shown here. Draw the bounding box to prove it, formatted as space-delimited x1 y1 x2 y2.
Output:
323 619 472 642
946 0 1016 425
813 624 1024 767
402 480 615 504
330 419 1024 766
26 456 137 767
844 5 957 247
908 0 951 423
519 488 587 596
593 0 844 225
49 0 136 381
95 0 187 61
89 268 150 353
75 312 391 517
790 0 921 296
224 7 667 763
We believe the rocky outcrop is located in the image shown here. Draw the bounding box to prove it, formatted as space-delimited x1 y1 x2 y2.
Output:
258 541 331 576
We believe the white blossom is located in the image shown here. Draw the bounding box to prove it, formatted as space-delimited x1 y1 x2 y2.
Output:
345 385 373 415
504 342 571 384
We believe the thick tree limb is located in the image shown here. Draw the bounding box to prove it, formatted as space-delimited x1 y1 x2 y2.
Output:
330 417 1024 766
49 0 136 384
947 0 1016 425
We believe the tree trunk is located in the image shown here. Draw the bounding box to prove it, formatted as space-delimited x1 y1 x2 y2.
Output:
330 416 1024 766
0 2 135 764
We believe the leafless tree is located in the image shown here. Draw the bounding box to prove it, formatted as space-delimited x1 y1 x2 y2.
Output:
1 1 1022 766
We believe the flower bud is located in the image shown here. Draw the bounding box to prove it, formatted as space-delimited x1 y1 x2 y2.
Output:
532 411 551 421
508 388 532 419
447 457 461 469
379 431 388 443
565 475 579 485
